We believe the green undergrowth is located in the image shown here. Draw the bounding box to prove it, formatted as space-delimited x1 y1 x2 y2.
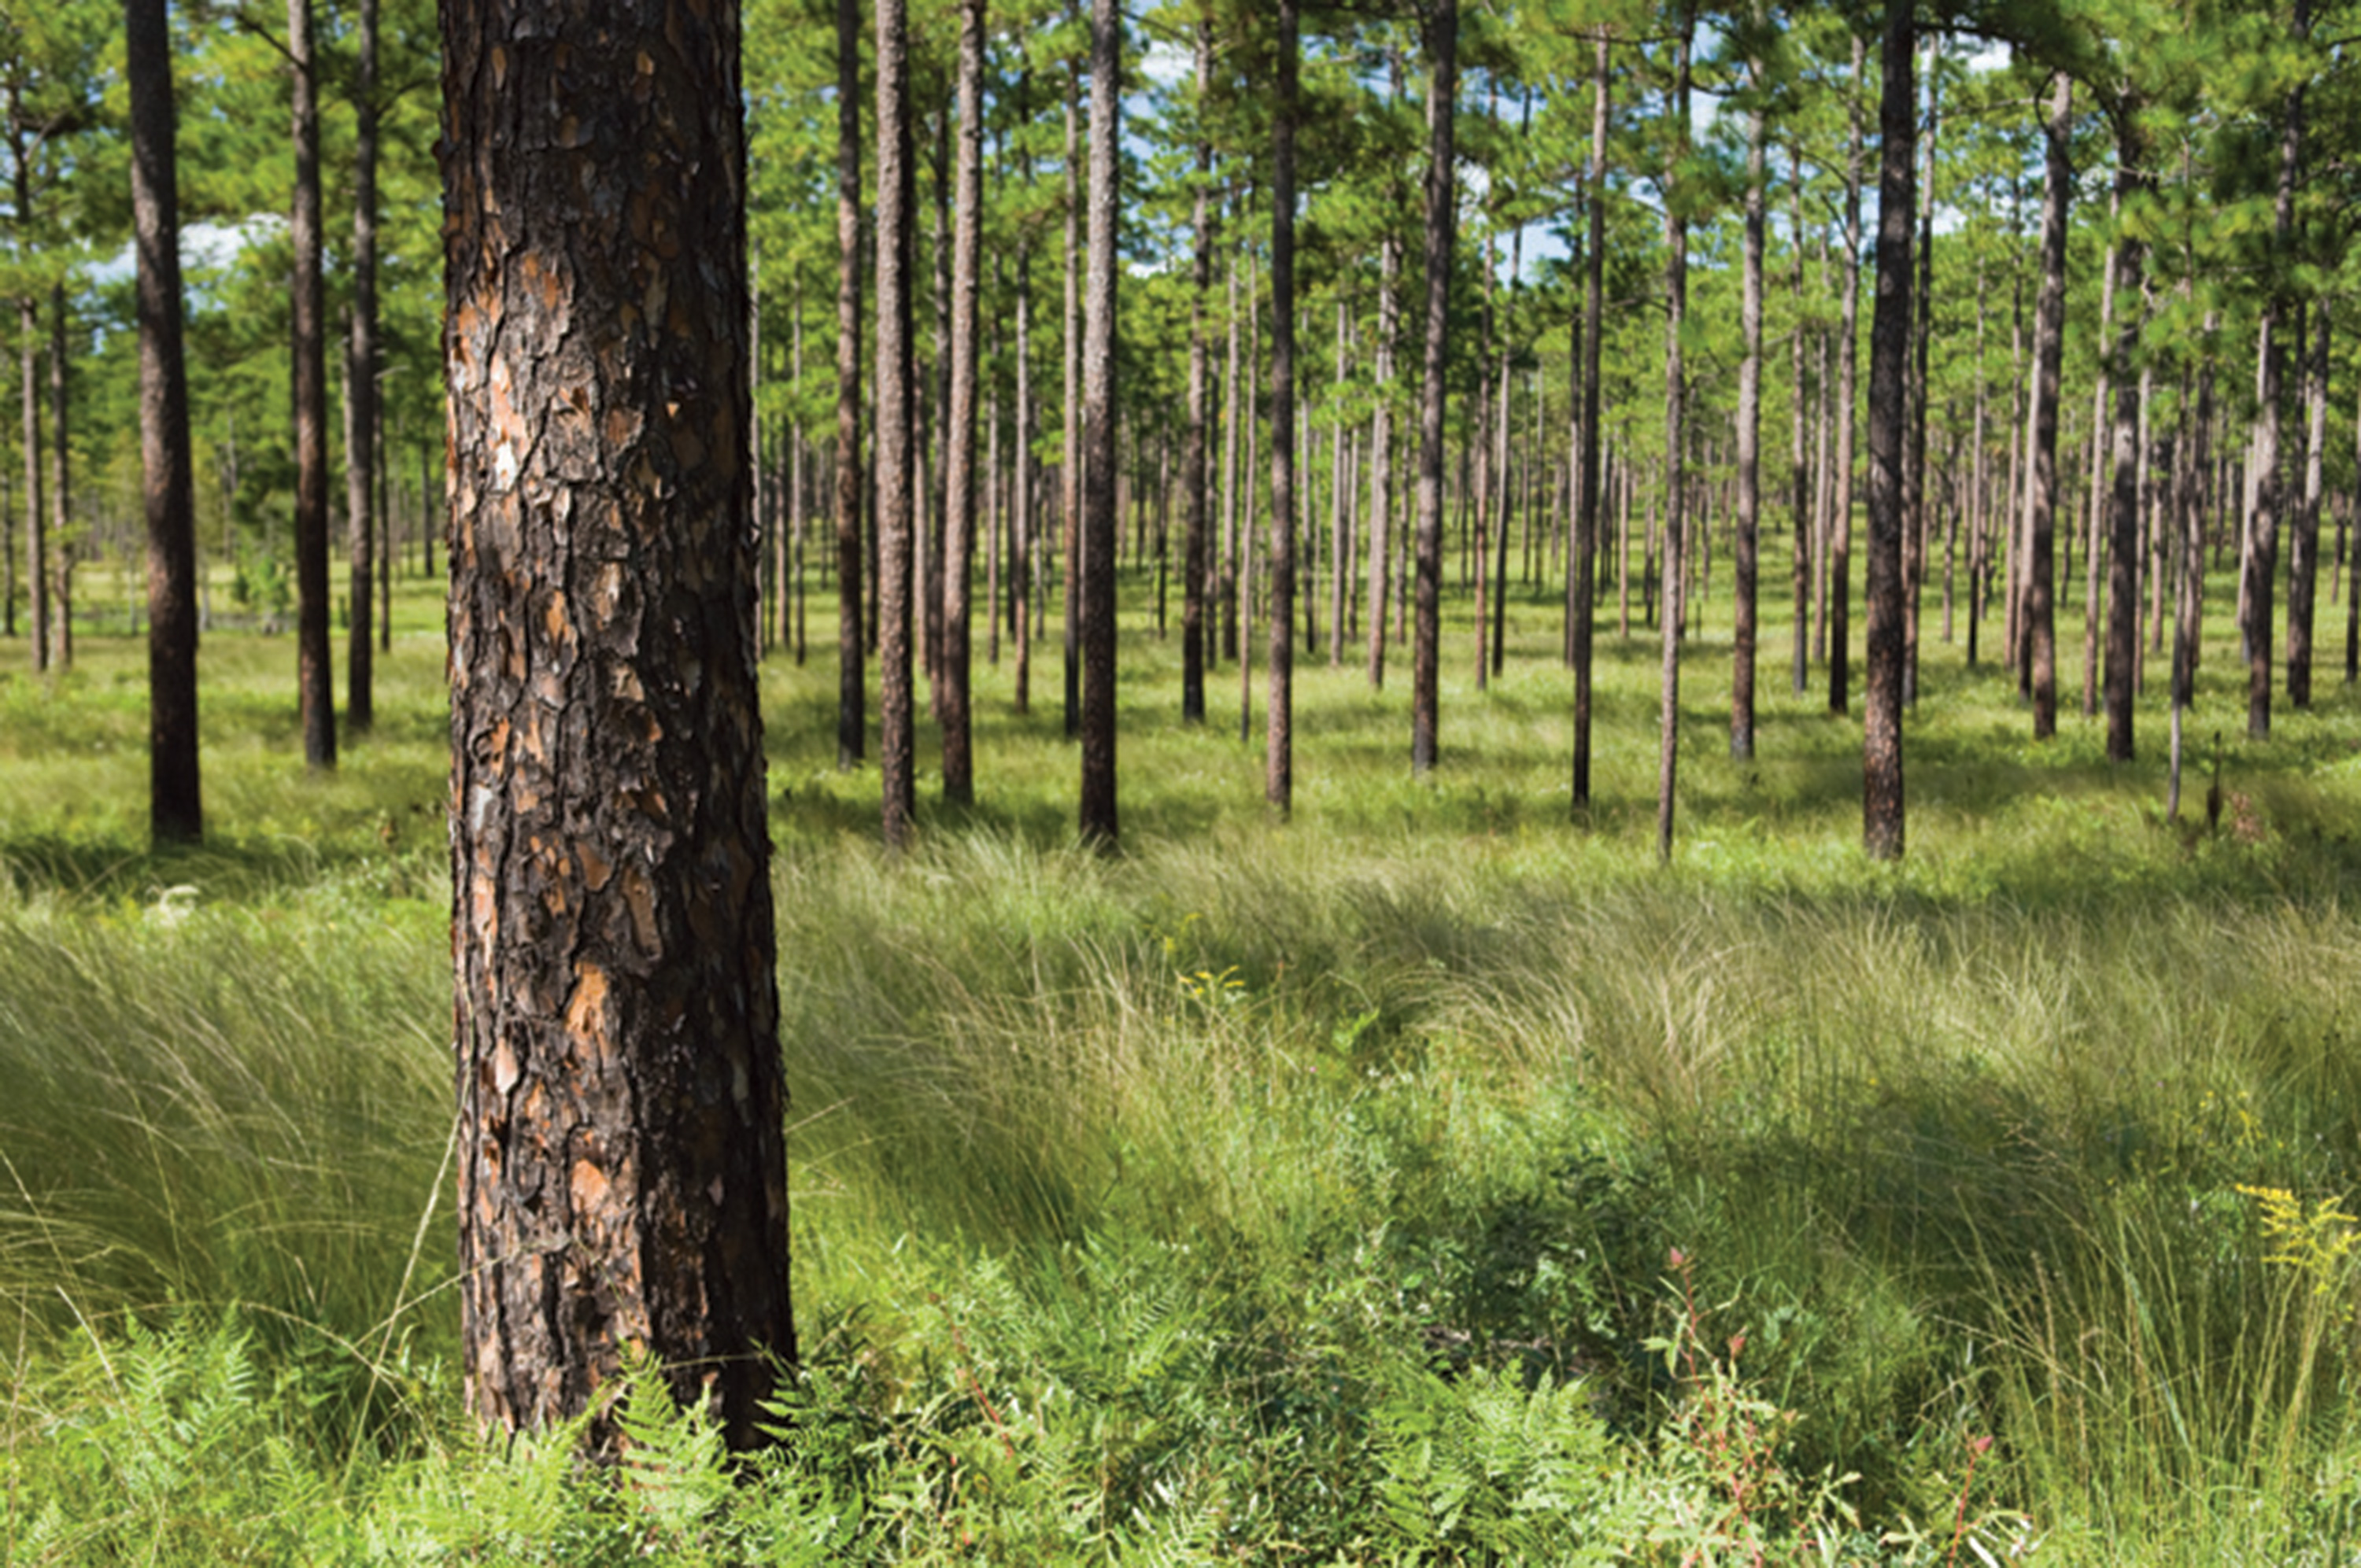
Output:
6 567 2361 1559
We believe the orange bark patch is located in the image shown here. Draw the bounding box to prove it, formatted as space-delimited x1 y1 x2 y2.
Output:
565 963 611 1050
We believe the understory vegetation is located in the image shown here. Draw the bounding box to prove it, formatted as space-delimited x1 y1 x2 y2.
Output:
5 565 2361 1562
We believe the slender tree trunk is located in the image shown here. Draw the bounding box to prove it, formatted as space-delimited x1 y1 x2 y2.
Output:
14 126 41 674
939 0 984 806
1656 15 1690 864
289 0 333 764
1265 0 1299 814
1731 52 1764 760
1571 33 1607 806
1862 2 1915 860
1410 0 1456 776
1830 34 1864 718
2248 0 2306 736
1078 0 1120 843
1062 20 1083 742
345 0 378 731
1332 301 1349 667
1221 238 1241 666
2082 191 2117 718
2289 297 2326 706
130 0 202 843
2104 120 2151 763
46 285 69 670
2027 72 2070 739
1365 205 1398 688
1182 16 1213 723
1013 79 1035 714
877 0 918 847
442 0 793 1452
834 0 864 766
1789 170 1810 697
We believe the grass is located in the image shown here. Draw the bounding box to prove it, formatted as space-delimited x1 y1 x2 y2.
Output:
4 536 2361 1560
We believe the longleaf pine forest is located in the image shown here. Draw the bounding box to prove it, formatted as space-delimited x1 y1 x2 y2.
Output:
8 0 2361 1559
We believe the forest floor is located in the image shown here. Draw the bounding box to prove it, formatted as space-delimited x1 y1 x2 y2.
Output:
4 548 2361 1562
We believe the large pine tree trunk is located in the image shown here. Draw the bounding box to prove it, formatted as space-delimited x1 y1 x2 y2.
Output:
289 0 333 766
877 0 918 846
345 0 379 732
834 0 864 768
1410 0 1456 776
442 0 793 1452
2027 72 2070 739
1013 76 1036 714
1078 0 1120 842
1862 1 1915 861
14 121 42 675
1365 197 1398 690
940 0 984 806
129 0 202 843
1265 0 1299 814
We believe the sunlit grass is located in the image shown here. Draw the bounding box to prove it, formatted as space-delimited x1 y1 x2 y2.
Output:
3 535 2360 1558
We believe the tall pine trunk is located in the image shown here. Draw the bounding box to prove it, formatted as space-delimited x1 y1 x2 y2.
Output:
345 0 379 732
1829 35 1864 718
1655 14 1690 864
877 0 918 846
130 0 202 843
2104 118 2152 763
1077 0 1120 842
442 0 793 1452
1265 0 1299 814
1410 0 1455 775
833 0 864 767
940 0 984 804
1731 49 1764 761
1862 2 1915 860
1570 32 1606 806
2027 72 2069 739
290 0 333 766
1183 17 1213 722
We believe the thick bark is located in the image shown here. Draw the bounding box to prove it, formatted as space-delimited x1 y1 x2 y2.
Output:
1571 33 1606 807
129 0 201 843
877 0 918 846
1656 17 1690 865
1830 34 1864 718
2027 72 2069 739
442 0 792 1451
1862 3 1914 861
1265 0 1298 815
834 0 863 767
2103 125 2150 763
1078 0 1120 843
2289 298 2327 706
290 0 333 766
345 0 379 732
1410 0 1456 776
940 0 983 806
1731 57 1764 762
1182 17 1213 722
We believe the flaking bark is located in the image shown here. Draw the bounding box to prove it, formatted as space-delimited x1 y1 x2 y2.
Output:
441 0 793 1452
